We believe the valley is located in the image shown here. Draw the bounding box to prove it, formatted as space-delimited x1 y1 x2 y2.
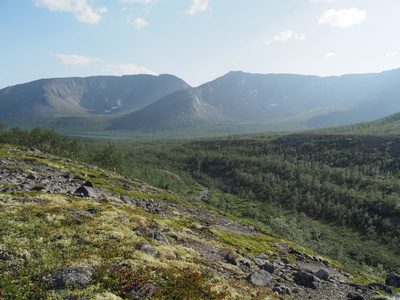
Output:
2 70 400 299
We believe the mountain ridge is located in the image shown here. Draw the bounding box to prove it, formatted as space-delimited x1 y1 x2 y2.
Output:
0 74 190 117
2 69 400 133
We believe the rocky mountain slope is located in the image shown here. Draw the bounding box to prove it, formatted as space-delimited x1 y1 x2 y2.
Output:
2 69 400 133
0 74 189 117
1 144 400 299
109 69 400 131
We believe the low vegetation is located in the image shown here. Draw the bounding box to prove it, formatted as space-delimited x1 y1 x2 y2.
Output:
2 120 400 296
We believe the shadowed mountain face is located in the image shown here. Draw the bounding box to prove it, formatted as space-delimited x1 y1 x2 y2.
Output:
2 69 400 132
109 69 400 130
108 88 233 130
0 74 190 117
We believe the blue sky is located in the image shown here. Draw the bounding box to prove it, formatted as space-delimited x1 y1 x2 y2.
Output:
1 0 400 89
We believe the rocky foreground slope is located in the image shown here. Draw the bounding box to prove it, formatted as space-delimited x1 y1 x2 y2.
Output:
0 144 399 299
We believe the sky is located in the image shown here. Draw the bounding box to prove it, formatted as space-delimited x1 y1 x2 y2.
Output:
1 0 400 89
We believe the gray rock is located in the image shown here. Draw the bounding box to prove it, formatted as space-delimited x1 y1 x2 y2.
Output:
83 180 94 187
44 267 95 289
147 230 170 246
253 257 268 267
315 268 330 280
386 273 400 288
272 283 291 295
293 270 319 289
74 186 97 198
239 260 252 273
133 227 170 246
247 269 273 287
281 257 290 264
254 253 269 260
225 253 239 266
138 243 158 256
130 282 157 300
368 282 392 294
65 209 94 219
260 262 275 274
119 217 130 224
346 292 364 300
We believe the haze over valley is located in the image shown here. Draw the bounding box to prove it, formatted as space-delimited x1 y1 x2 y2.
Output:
3 1 400 299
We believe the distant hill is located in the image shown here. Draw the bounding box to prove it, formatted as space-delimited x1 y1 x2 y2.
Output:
108 88 233 130
2 69 400 134
309 111 400 135
109 69 400 131
0 74 190 117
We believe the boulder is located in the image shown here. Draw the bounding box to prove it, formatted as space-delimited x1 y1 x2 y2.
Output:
239 260 252 273
133 227 170 246
74 186 97 198
119 217 130 224
65 209 94 219
138 243 158 256
260 261 275 274
315 268 330 280
293 270 319 289
44 267 95 289
347 292 364 300
225 253 239 266
83 180 94 187
386 273 400 288
130 282 157 300
368 282 392 294
272 283 291 295
247 270 273 287
281 257 290 264
254 253 269 260
253 257 270 267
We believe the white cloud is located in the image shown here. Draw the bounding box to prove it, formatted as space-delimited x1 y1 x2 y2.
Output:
108 64 157 76
34 0 107 24
264 30 305 44
387 52 398 57
120 0 158 3
325 52 336 58
319 8 366 28
186 0 210 15
310 0 335 3
130 17 149 29
53 54 102 66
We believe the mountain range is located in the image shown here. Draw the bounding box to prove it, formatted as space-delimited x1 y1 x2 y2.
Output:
1 69 400 133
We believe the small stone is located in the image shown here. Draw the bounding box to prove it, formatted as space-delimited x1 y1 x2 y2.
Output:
65 209 93 219
272 283 291 295
225 253 239 266
138 243 158 256
368 282 392 294
119 217 130 224
281 257 290 264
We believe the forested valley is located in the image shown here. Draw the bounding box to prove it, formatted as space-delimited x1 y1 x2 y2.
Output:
2 122 400 276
